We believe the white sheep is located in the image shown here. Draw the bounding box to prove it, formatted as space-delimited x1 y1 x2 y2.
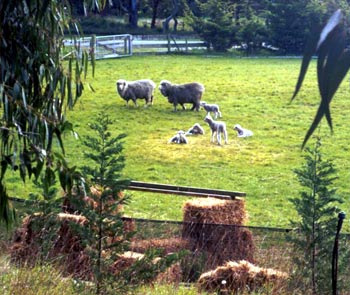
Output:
168 130 188 144
116 79 156 107
200 101 222 119
204 114 228 145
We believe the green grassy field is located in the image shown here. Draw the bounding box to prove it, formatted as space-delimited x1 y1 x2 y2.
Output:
9 55 350 229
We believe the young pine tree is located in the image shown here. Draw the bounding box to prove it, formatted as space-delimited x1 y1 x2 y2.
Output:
79 113 130 294
289 138 347 294
77 113 183 294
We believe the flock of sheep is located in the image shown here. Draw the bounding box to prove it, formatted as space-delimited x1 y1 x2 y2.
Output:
116 79 253 146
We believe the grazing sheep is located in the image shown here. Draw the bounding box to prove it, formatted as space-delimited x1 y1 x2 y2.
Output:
234 124 253 137
204 114 228 145
200 101 222 119
185 123 205 135
116 79 156 107
158 80 204 111
168 130 188 144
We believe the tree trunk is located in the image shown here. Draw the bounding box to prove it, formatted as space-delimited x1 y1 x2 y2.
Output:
129 0 138 28
151 0 160 29
162 0 179 33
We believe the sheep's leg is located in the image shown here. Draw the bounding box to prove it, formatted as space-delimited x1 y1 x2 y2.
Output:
224 130 228 144
211 131 215 143
194 102 200 111
217 132 221 145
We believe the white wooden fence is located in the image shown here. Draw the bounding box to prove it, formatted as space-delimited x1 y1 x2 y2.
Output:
64 34 206 59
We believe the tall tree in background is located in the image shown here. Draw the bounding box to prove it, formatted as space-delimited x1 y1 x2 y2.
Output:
268 0 350 54
268 0 324 54
186 0 237 51
0 0 104 226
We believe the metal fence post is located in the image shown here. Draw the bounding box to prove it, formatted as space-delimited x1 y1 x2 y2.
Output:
332 211 346 295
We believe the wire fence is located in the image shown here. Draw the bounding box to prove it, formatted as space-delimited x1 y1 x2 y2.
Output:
127 217 294 275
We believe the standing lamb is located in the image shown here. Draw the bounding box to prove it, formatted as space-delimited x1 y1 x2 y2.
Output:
116 79 156 107
200 101 222 119
158 80 205 112
204 114 228 145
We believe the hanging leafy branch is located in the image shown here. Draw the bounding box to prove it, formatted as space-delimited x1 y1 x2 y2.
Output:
291 9 350 148
0 0 105 226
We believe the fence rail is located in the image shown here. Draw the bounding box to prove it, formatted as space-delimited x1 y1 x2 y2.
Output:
127 180 245 200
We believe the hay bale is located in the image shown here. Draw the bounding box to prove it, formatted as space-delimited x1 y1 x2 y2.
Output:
183 197 247 226
198 260 288 294
122 218 136 234
62 186 126 215
182 198 254 268
156 262 183 284
10 213 92 279
112 251 145 274
131 237 191 254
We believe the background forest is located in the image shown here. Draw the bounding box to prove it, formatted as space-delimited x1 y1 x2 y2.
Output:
70 0 350 54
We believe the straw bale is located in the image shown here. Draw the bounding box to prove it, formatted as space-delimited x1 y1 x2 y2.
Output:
57 213 87 224
123 218 136 233
131 237 191 254
182 198 254 269
198 260 288 293
62 186 125 214
183 197 247 225
112 251 145 274
10 212 93 279
156 262 183 284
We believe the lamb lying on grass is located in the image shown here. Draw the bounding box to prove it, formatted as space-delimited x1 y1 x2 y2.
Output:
204 114 228 145
200 101 222 119
185 123 205 135
234 124 253 137
116 79 156 107
168 130 188 144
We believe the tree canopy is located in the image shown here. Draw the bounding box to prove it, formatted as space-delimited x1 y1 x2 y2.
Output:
0 0 102 226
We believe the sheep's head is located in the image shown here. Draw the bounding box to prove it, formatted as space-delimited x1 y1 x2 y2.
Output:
200 101 207 106
204 114 213 124
116 79 128 94
234 124 242 131
159 80 172 97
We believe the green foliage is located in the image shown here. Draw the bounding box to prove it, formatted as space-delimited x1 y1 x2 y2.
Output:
236 12 269 54
268 0 350 54
185 0 237 52
75 113 130 294
288 138 347 294
0 0 104 226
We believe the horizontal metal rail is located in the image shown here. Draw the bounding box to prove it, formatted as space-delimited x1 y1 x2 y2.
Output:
127 181 246 200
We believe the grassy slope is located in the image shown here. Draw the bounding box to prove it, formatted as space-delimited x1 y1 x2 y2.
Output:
10 55 350 228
